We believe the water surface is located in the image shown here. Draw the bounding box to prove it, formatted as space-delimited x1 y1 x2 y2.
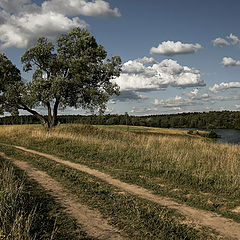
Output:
214 129 240 145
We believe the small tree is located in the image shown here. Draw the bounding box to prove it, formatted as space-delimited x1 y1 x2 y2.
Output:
0 28 121 127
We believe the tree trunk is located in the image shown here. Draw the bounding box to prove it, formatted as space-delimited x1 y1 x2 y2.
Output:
20 101 60 128
50 98 60 128
46 102 53 128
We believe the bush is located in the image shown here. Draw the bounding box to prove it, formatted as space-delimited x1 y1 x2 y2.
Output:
207 130 220 138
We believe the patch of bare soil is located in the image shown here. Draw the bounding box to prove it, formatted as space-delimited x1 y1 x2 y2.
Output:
12 145 240 239
0 152 126 240
232 206 240 214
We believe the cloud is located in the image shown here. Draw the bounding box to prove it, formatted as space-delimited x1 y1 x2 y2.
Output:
183 89 210 101
150 41 202 56
221 57 240 67
201 93 210 99
104 107 114 114
183 88 199 98
209 82 240 93
0 10 88 49
152 91 239 111
122 60 146 74
227 33 240 45
212 37 230 47
130 106 158 115
214 95 240 101
213 34 240 47
136 57 156 64
42 0 121 18
112 90 148 102
0 0 35 14
0 0 120 49
153 95 195 108
115 59 205 92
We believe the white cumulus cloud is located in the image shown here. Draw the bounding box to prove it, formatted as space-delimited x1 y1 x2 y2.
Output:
136 56 156 64
213 34 240 47
122 60 146 74
212 37 230 47
209 82 240 93
0 10 87 49
221 57 240 66
183 88 199 98
114 58 205 92
0 0 120 49
42 0 120 18
150 41 202 56
227 33 240 45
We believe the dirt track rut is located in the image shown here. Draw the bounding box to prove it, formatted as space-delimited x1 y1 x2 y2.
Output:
5 145 240 239
0 152 126 240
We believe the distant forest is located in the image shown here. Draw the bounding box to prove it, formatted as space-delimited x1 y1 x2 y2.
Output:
1 111 240 129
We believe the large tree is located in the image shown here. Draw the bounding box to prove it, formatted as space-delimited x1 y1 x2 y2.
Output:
0 28 121 127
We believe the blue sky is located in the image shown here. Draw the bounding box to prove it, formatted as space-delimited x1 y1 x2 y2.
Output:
1 0 240 115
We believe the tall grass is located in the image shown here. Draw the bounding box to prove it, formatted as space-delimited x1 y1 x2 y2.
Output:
0 124 239 237
0 124 240 196
0 161 35 240
45 125 240 194
0 153 86 240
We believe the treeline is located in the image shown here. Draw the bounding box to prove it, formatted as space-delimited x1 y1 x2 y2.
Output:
1 111 240 129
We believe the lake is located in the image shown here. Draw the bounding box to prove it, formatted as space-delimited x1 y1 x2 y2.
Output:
177 128 240 145
214 129 240 145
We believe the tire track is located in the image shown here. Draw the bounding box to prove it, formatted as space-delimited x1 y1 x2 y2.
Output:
12 145 240 240
0 152 126 240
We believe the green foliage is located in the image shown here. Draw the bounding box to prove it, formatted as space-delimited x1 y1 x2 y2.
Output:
1 111 240 130
0 28 121 127
207 130 220 138
0 54 24 116
21 28 121 113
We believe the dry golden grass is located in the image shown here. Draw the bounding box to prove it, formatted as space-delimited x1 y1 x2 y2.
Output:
0 124 240 194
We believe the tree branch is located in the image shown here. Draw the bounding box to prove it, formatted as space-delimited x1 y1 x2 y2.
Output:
19 103 48 126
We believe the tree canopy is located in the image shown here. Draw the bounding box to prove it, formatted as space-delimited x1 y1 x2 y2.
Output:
0 28 122 127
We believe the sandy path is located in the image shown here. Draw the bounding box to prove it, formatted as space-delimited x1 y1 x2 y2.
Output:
0 152 126 240
12 145 240 240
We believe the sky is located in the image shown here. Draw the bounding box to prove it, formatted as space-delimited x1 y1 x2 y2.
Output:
1 0 240 116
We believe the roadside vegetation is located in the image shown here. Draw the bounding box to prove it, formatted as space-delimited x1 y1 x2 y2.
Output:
0 124 240 239
0 153 92 239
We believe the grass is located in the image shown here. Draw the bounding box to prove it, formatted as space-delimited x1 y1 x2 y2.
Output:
0 124 239 238
0 145 217 240
0 160 34 240
0 154 94 240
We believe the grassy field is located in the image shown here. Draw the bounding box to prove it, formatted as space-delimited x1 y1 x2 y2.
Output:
0 124 240 239
0 154 93 240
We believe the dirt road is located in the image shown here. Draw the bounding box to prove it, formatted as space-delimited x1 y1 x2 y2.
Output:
0 152 126 240
4 144 240 239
